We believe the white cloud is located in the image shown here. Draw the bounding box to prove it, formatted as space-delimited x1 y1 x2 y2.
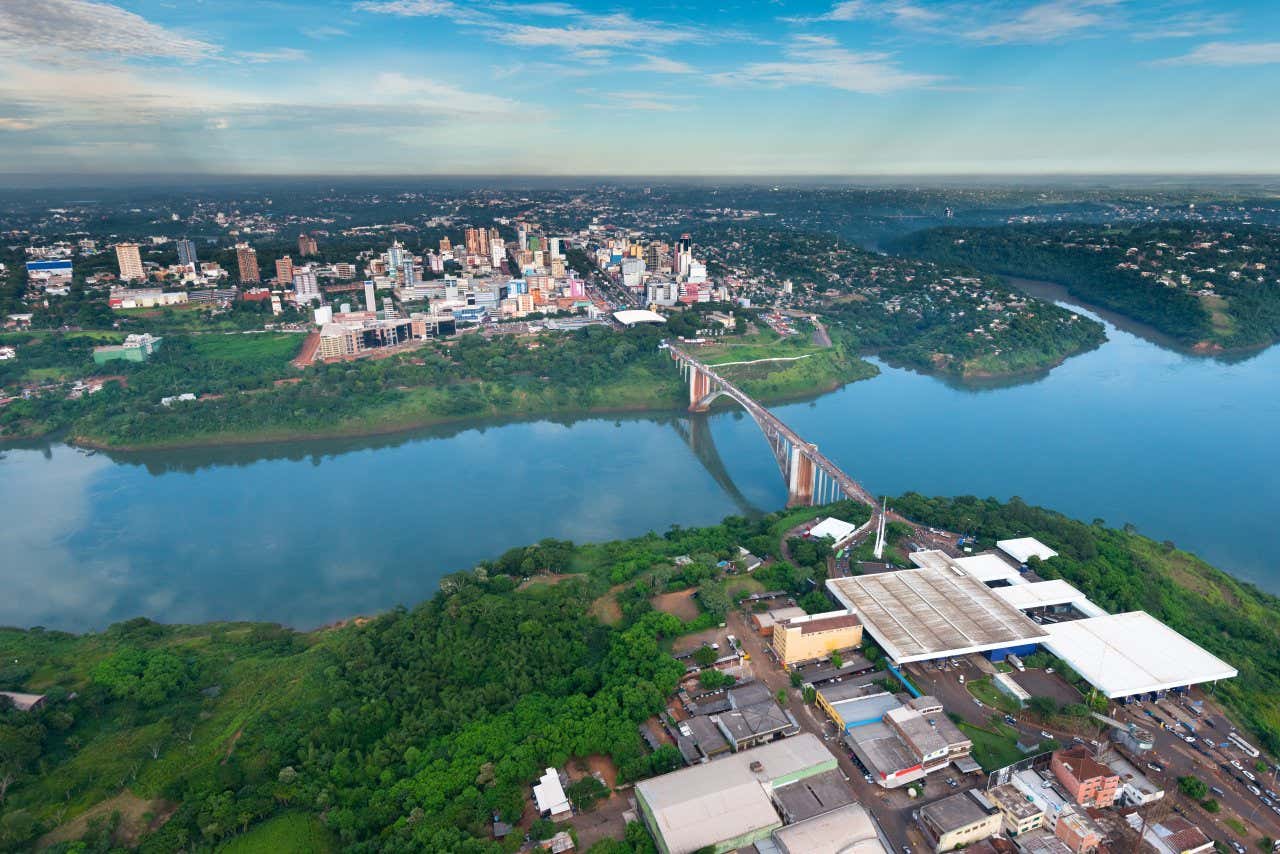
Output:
0 117 39 131
302 25 351 40
631 55 697 74
1132 11 1234 41
965 0 1121 44
0 0 217 60
238 48 309 64
582 90 695 112
713 34 941 94
492 2 581 15
785 0 941 27
1155 41 1280 66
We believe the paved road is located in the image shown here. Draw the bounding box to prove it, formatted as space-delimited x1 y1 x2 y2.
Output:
728 610 928 852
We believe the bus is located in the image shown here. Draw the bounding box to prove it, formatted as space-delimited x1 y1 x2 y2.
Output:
1229 732 1261 758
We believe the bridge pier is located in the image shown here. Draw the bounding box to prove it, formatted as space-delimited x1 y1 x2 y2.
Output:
688 365 712 412
787 445 816 506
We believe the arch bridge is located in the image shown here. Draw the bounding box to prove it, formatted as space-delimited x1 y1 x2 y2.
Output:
666 342 883 543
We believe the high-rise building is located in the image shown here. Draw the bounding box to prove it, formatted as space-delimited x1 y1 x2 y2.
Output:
364 280 377 313
387 241 407 271
439 236 452 254
275 255 295 284
293 268 319 303
115 242 145 282
516 224 528 252
176 239 198 268
489 237 505 270
235 243 260 283
399 260 417 289
298 233 318 256
333 262 357 279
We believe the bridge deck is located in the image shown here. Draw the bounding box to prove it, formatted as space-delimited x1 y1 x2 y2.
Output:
667 343 880 522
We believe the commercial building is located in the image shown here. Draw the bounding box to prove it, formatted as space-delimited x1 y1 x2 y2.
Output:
24 258 74 288
1038 612 1237 699
1050 747 1118 808
771 803 890 854
93 333 162 364
1104 755 1163 806
114 242 145 282
298 233 318 256
614 308 666 326
634 734 836 854
293 268 320 303
710 681 798 752
316 317 414 359
235 243 260 283
836 692 973 788
771 610 862 666
108 288 188 309
818 687 902 733
1052 810 1102 853
915 790 1002 852
275 255 295 284
986 782 1045 838
827 568 1049 664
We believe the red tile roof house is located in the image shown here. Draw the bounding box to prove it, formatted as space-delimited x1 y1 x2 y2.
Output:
1051 747 1120 808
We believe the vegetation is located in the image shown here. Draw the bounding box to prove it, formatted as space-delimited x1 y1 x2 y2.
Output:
895 223 1280 350
5 495 1279 851
893 493 1280 753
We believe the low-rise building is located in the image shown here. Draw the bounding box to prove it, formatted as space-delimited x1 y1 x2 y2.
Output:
915 790 1002 852
93 333 162 364
1104 754 1163 806
635 734 837 854
0 691 46 712
987 782 1045 838
771 609 863 666
751 605 807 636
1135 815 1213 854
533 767 571 820
108 287 187 309
1050 747 1119 808
1052 809 1102 853
771 803 891 854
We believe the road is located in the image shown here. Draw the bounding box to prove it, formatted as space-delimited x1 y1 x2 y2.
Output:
728 609 929 852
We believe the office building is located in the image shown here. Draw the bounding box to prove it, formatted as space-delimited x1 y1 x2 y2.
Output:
115 242 145 282
772 610 863 666
176 239 198 268
92 333 163 365
298 233 318 256
235 243 260 283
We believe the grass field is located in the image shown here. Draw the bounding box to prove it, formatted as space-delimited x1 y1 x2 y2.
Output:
218 813 337 854
188 332 304 364
967 677 1023 715
959 720 1026 771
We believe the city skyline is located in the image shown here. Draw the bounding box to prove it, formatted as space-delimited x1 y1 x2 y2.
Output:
0 0 1278 176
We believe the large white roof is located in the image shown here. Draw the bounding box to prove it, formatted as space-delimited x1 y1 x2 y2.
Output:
827 569 1049 664
811 517 858 543
954 553 1025 584
773 803 889 854
635 734 835 854
1040 612 1238 698
993 580 1095 612
997 538 1059 564
614 308 666 325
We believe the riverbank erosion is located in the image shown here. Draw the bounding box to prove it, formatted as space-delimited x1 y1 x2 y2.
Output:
1 498 1278 852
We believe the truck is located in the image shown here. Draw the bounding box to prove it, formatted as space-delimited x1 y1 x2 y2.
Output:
1007 654 1026 672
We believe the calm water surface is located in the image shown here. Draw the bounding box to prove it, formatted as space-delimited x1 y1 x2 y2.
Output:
3 296 1278 630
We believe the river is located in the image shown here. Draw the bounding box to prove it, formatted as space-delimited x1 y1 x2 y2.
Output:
3 291 1278 631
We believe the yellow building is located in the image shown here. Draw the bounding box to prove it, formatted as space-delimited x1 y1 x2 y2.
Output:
115 242 145 282
917 791 1003 853
771 610 862 666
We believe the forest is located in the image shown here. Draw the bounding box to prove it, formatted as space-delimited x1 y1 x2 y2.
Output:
894 223 1280 350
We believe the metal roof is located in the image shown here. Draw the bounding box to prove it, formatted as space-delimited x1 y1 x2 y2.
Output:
827 569 1049 663
992 580 1095 612
997 538 1059 564
1039 612 1238 698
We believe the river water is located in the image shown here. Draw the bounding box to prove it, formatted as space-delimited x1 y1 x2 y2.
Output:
3 288 1278 631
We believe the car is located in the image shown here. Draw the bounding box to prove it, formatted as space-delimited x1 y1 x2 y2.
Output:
1046 668 1055 674
1040 730 1053 739
1231 759 1243 769
864 774 873 783
903 847 912 854
1249 785 1262 796
1147 762 1164 772
1004 715 1018 725
974 698 984 707
1183 735 1197 744
1263 796 1274 807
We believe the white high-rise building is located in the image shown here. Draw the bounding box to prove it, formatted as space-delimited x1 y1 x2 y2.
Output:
293 268 320 303
687 260 707 284
622 257 646 289
364 280 377 313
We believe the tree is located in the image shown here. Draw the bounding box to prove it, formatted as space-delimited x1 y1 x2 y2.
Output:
1028 696 1058 720
831 651 844 669
775 689 787 706
789 671 803 688
1177 776 1209 800
693 646 718 668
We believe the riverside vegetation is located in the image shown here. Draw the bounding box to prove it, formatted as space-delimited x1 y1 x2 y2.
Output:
2 497 1279 852
0 319 872 449
894 223 1280 351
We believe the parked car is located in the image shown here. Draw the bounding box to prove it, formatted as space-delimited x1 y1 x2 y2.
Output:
1040 730 1053 739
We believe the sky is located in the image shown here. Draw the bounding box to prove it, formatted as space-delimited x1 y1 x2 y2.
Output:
0 0 1277 176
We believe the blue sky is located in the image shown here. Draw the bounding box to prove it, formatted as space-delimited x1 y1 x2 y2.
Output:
0 0 1277 175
